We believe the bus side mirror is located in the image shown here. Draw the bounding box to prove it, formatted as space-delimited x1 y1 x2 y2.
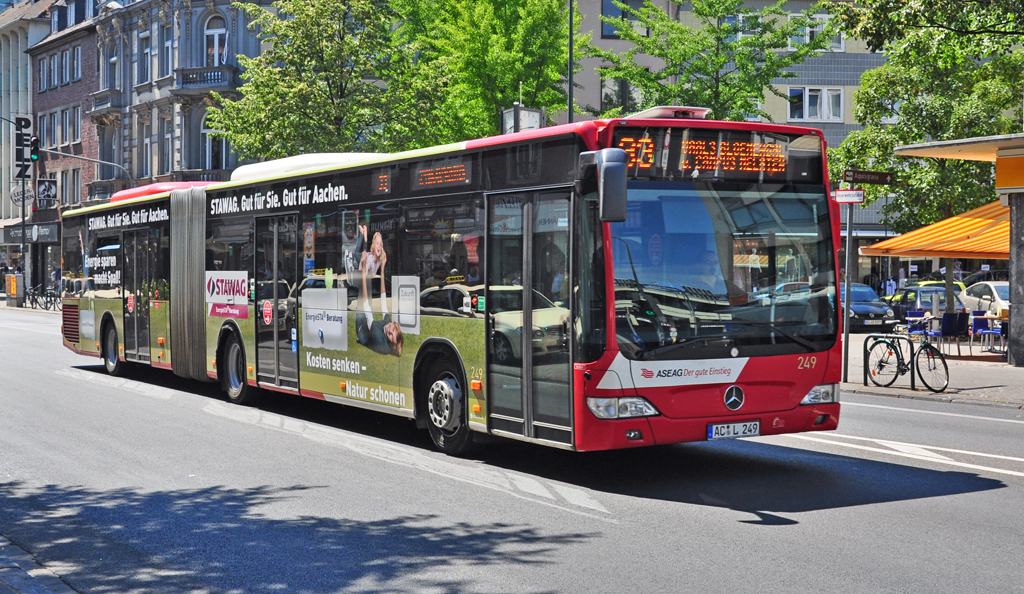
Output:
579 148 628 222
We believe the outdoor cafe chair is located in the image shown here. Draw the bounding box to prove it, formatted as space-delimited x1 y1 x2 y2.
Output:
971 310 1004 353
925 312 959 355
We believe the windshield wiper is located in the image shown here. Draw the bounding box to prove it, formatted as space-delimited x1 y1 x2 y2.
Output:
722 320 818 352
637 336 734 360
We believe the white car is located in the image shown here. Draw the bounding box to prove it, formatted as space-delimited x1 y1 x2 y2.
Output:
489 286 568 364
961 281 1010 315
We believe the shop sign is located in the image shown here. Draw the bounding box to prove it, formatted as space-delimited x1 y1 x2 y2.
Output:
0 223 59 244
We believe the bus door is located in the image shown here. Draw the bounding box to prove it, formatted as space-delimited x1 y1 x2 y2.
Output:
486 190 573 445
122 229 150 362
254 215 299 390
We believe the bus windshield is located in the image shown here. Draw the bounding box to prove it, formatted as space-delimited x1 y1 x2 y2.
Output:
611 181 837 360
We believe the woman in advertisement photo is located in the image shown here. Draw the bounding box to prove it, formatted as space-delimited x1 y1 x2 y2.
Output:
353 225 404 357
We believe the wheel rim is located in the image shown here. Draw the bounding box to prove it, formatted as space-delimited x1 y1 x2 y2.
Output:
227 341 244 391
918 349 948 391
494 336 511 363
105 328 117 366
428 373 462 432
868 344 898 385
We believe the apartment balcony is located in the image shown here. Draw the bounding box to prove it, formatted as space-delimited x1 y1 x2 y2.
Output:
173 66 239 97
88 89 126 119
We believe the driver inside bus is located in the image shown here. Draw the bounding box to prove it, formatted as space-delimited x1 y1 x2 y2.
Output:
357 249 404 357
691 250 727 294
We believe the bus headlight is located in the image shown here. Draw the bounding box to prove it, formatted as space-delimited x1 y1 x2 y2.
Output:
800 383 839 405
587 396 660 419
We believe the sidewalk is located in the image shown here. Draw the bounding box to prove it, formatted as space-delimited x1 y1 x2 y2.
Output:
0 537 77 594
844 336 1024 409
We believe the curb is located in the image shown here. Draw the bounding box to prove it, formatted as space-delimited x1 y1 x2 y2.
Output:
842 384 1024 411
0 537 78 594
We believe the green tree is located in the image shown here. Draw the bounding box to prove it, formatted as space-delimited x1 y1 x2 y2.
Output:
394 0 590 139
206 0 435 159
590 0 835 120
826 0 1023 53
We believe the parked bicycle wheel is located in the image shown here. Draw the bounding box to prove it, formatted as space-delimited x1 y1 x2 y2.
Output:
867 339 901 387
916 344 949 392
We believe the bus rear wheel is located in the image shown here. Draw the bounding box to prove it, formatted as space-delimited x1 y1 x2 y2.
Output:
423 356 476 456
102 323 126 377
221 332 258 405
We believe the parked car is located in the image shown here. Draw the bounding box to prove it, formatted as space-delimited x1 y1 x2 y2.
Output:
841 283 897 332
489 286 568 364
962 269 1009 286
887 286 967 322
880 279 966 304
961 281 1010 316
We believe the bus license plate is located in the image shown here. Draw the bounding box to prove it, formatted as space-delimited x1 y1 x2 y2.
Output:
707 421 760 440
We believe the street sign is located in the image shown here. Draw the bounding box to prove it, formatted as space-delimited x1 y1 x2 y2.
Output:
37 179 57 202
12 115 33 181
10 184 34 207
834 189 865 203
843 169 894 185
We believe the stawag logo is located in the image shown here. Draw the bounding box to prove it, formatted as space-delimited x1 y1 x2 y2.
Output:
205 271 249 304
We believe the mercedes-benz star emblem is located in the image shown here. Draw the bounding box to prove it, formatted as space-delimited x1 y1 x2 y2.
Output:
724 386 744 411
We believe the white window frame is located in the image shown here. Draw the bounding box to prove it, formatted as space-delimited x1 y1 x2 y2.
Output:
71 168 82 204
205 16 228 68
60 170 69 205
49 112 58 147
38 114 47 148
140 121 152 178
39 58 47 91
202 115 227 170
744 100 763 122
159 117 172 174
160 25 173 78
788 14 844 52
72 105 82 142
73 46 81 80
49 55 57 87
788 86 843 122
61 50 70 84
61 109 70 146
138 30 151 84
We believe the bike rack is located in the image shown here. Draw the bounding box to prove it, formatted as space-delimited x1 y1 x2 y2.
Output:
862 333 916 391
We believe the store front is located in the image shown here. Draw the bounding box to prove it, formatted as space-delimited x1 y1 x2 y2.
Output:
0 223 61 292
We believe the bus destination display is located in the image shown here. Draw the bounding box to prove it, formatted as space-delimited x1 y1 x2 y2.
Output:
611 126 823 184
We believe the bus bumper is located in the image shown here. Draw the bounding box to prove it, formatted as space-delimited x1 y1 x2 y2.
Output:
574 403 840 451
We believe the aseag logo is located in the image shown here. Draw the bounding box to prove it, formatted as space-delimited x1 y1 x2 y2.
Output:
640 368 654 379
205 271 249 303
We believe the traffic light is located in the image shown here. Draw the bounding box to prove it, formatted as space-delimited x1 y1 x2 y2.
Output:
29 136 39 161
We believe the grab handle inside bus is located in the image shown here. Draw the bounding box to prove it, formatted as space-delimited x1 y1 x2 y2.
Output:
579 148 628 222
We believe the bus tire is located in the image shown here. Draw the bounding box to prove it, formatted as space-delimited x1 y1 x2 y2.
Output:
102 322 127 377
422 355 476 456
221 331 258 405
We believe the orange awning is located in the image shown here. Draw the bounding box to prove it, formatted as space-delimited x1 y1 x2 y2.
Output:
859 201 1009 259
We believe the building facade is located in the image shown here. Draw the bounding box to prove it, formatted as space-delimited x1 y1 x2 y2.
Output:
89 0 270 201
0 0 53 278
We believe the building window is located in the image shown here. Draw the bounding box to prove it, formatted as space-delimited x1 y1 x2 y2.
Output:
50 55 57 87
744 100 762 122
159 117 172 174
788 86 843 121
71 105 81 142
790 15 843 52
202 115 227 170
205 16 228 68
49 112 58 147
61 109 70 145
105 44 118 90
602 0 648 38
138 31 151 83
38 115 47 148
160 25 173 77
71 168 81 204
73 46 81 80
140 121 152 178
61 50 70 84
600 78 641 114
39 58 47 91
60 170 69 205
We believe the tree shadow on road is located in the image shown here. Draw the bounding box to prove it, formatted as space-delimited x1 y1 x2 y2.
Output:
0 481 588 594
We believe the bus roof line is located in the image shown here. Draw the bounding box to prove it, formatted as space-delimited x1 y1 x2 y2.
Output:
64 191 172 216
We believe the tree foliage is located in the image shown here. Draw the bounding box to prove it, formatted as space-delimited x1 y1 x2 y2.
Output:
590 0 834 120
206 0 436 159
394 0 590 139
827 31 1023 233
826 0 1023 53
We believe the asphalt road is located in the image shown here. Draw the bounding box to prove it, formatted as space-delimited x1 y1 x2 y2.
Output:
1 305 1022 593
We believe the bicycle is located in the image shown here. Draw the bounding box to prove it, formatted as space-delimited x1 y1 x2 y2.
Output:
45 287 62 311
25 284 47 310
866 331 948 392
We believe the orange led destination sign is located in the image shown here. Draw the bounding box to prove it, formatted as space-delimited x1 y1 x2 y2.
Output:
413 161 472 189
610 127 823 184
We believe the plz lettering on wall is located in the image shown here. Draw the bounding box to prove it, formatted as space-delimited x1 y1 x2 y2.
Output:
210 183 348 216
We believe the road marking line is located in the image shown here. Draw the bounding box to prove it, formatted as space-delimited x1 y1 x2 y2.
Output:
879 442 953 460
843 401 1024 425
54 368 174 400
509 476 555 499
552 485 610 513
784 434 1024 478
825 433 1024 463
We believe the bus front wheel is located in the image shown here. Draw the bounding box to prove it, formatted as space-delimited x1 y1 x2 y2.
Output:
221 332 258 405
423 356 476 456
102 323 127 377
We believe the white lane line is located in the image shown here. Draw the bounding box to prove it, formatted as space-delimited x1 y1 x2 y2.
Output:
0 322 61 336
203 401 616 522
784 434 1024 478
843 401 1024 425
824 433 1024 463
54 368 174 400
880 442 953 461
